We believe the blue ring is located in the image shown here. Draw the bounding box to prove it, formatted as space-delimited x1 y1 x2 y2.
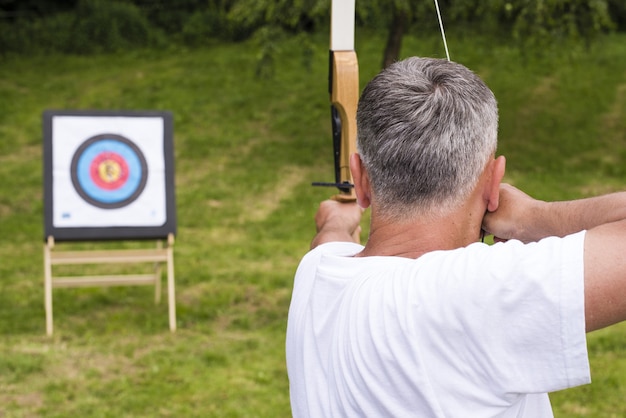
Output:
76 139 142 203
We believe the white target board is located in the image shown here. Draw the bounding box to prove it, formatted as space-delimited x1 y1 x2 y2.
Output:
43 110 176 241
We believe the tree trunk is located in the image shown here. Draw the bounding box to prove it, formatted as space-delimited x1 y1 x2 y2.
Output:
382 4 408 69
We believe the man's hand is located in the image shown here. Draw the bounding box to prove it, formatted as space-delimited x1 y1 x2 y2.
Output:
482 184 545 243
483 183 626 245
311 200 364 249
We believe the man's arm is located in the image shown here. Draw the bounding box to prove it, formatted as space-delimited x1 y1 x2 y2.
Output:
310 200 363 250
584 221 626 331
482 184 626 242
482 183 626 331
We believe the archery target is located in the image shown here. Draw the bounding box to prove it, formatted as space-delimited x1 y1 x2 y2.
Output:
71 134 148 209
48 113 170 231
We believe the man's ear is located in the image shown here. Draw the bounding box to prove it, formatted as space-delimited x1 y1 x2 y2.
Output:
350 153 372 209
486 155 506 212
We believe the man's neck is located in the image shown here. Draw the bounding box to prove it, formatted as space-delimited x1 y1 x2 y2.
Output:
356 201 485 259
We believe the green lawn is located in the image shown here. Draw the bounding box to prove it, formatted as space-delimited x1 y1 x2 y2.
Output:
0 31 625 416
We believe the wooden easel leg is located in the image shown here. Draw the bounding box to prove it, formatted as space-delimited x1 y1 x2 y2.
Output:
44 237 54 336
167 233 176 332
154 240 163 304
42 236 176 333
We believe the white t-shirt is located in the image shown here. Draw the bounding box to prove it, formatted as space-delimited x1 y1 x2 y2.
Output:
286 232 590 417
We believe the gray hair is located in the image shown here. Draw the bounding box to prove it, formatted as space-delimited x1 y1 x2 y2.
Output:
356 57 498 220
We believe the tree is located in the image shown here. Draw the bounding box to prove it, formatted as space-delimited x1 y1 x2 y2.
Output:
376 0 615 67
382 2 408 68
4 0 615 68
0 0 77 19
508 0 614 50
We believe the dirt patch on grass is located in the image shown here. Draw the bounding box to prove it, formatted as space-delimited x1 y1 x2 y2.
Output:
531 76 556 98
0 144 40 164
602 83 626 141
0 203 11 217
578 180 624 197
0 391 44 416
241 165 310 223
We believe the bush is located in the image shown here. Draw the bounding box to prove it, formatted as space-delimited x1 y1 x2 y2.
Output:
181 9 232 45
68 0 164 53
608 0 626 30
0 0 165 56
134 0 207 35
0 11 72 55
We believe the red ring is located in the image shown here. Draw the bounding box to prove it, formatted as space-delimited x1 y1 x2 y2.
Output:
89 152 129 190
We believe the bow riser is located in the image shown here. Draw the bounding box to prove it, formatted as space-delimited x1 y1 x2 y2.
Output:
312 0 359 202
330 50 359 202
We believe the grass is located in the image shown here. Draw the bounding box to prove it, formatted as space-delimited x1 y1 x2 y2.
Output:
0 30 625 417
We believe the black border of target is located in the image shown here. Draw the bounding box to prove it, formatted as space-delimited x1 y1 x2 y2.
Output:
43 110 177 241
70 133 148 209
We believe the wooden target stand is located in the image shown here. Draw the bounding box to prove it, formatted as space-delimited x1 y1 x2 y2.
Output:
42 110 178 336
43 234 176 336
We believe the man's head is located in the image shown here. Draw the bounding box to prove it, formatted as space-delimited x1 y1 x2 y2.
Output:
355 57 499 221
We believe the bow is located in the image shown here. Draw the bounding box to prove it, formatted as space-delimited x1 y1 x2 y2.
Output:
313 0 359 202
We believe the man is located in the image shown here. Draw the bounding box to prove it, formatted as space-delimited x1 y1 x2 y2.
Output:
286 57 626 417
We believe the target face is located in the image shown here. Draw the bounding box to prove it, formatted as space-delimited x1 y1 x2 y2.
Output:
43 110 176 241
71 134 148 209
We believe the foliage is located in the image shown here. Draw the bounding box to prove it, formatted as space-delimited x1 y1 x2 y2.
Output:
180 7 240 46
0 0 76 19
1 0 624 64
0 0 165 55
0 10 76 54
607 0 626 30
227 0 326 34
130 0 208 34
508 0 615 52
69 0 164 53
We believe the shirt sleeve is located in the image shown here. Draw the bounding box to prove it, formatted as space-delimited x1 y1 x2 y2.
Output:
414 231 590 397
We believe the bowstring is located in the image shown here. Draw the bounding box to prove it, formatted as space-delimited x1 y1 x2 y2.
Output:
433 0 451 61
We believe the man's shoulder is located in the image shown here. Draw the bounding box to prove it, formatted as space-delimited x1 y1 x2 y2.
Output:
307 241 364 257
